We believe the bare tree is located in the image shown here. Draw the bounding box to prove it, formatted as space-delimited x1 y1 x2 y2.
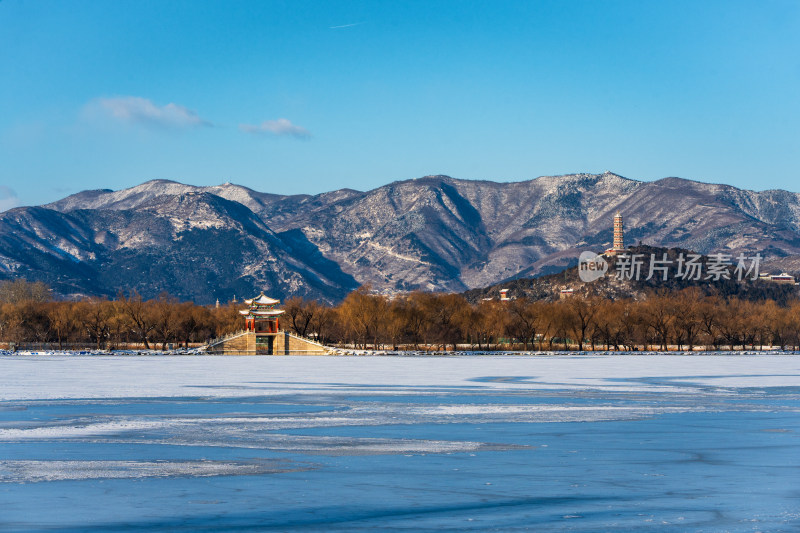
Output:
420 293 467 351
564 295 598 351
641 291 672 350
398 292 428 348
505 298 542 351
0 279 51 304
75 298 114 349
211 302 242 338
671 288 703 350
698 296 722 350
177 303 212 347
337 286 388 348
46 302 76 349
119 291 157 349
153 292 182 349
717 298 746 350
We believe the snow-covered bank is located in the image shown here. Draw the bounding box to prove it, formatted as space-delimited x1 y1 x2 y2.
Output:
1 354 799 401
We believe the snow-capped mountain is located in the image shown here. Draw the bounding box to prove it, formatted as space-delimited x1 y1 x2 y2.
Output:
2 172 799 303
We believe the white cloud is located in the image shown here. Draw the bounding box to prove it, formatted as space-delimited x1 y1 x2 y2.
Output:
0 186 20 213
89 96 212 129
329 22 365 29
239 118 311 139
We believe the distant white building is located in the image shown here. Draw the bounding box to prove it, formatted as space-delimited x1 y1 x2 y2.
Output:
759 272 797 284
770 273 796 284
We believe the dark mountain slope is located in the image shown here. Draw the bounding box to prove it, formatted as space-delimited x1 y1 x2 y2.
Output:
3 192 358 303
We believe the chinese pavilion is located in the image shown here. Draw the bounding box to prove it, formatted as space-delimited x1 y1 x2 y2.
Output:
240 293 285 332
239 294 285 354
205 292 328 355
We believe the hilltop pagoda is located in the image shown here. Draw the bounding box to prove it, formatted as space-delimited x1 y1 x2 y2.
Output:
604 212 626 256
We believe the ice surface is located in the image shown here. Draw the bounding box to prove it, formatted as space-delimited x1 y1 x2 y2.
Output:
1 354 799 531
0 459 307 483
1 354 799 400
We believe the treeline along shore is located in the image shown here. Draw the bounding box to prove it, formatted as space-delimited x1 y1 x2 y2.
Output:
1 279 800 352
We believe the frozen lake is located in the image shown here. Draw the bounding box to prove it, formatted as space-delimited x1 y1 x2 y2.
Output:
1 354 799 531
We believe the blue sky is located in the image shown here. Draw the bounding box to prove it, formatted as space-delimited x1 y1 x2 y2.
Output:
1 0 798 210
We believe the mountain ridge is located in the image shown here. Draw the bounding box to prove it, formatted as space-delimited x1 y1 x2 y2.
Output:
3 172 800 303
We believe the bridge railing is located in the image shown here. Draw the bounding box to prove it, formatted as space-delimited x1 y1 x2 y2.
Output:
283 331 328 349
203 329 249 350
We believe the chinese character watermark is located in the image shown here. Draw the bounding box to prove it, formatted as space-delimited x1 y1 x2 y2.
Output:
578 251 762 283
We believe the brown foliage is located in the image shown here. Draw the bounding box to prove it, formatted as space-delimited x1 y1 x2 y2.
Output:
1 279 799 352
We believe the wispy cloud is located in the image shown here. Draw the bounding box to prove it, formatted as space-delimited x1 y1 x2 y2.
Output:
88 96 212 129
329 22 365 29
239 118 311 139
0 186 20 213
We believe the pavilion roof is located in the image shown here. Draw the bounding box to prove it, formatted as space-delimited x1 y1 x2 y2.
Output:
244 293 280 306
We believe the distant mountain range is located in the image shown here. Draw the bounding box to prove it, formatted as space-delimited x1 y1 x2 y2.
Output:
2 172 799 303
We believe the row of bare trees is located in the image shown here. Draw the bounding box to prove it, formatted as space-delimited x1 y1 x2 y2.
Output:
0 288 243 350
2 279 800 351
309 286 800 351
